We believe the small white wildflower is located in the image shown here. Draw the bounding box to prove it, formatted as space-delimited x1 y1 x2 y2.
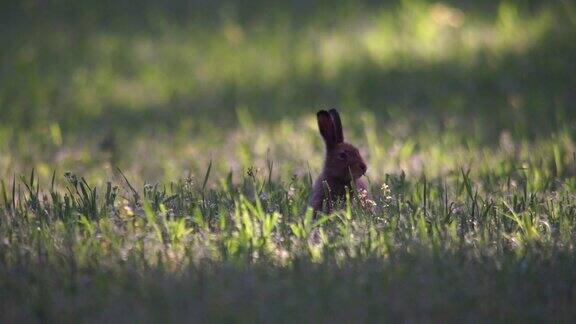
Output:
358 188 377 209
122 204 134 216
288 186 296 200
380 182 393 207
381 182 392 199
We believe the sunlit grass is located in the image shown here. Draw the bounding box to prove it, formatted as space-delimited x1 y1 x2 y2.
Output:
1 1 574 183
1 1 572 126
1 108 573 190
1 153 576 321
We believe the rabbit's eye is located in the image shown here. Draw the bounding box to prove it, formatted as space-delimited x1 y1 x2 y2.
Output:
337 152 348 160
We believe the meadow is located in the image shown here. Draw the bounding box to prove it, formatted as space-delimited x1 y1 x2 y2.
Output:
1 0 576 322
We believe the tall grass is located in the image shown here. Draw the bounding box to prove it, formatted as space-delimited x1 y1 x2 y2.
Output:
1 157 576 321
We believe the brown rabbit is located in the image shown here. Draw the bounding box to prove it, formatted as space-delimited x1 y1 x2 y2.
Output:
311 109 368 214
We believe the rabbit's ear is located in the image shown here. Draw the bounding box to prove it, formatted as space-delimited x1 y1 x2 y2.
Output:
328 108 344 143
317 110 336 149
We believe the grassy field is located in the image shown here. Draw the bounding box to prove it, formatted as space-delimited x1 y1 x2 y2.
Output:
1 0 576 322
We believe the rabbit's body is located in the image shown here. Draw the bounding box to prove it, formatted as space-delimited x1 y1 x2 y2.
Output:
311 109 368 214
311 170 368 213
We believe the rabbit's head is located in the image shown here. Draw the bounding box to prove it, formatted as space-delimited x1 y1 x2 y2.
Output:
317 109 367 182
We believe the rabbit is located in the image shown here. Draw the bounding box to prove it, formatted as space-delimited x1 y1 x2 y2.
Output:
310 108 369 214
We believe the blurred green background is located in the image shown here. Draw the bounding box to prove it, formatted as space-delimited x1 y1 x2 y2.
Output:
1 0 575 184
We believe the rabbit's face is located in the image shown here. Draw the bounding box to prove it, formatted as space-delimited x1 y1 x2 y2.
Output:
325 143 367 181
317 108 367 182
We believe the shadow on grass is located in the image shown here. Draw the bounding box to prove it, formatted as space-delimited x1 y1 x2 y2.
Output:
1 0 574 142
85 27 576 142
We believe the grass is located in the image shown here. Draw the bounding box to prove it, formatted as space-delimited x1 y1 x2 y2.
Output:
2 164 576 322
1 0 575 183
1 0 576 322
